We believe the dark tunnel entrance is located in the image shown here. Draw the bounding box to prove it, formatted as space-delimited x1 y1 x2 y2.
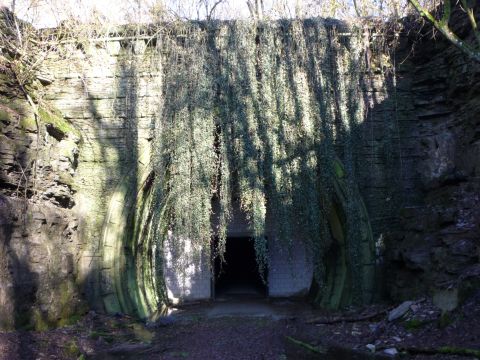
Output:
214 237 267 298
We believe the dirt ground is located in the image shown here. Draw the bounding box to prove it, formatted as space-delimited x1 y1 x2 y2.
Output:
0 291 479 360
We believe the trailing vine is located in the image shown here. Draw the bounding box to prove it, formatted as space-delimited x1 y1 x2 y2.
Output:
140 17 375 303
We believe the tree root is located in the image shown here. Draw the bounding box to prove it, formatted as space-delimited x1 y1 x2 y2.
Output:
285 336 327 354
305 308 389 324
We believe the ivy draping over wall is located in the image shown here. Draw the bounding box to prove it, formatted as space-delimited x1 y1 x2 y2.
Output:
146 18 369 304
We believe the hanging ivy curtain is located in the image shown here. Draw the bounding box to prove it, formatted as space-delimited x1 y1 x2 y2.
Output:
147 18 368 303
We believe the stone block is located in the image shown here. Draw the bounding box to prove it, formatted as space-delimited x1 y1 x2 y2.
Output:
433 288 459 312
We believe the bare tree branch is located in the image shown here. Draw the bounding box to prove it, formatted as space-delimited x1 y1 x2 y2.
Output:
207 0 225 20
246 0 263 20
408 0 480 63
353 0 362 17
460 0 480 47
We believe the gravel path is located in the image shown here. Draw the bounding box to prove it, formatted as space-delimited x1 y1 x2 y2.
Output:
1 294 479 360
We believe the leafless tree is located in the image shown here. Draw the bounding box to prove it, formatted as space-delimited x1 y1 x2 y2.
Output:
199 0 227 20
246 0 264 20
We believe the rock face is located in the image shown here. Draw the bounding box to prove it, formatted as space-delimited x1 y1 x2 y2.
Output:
0 64 85 330
386 12 480 300
0 196 85 330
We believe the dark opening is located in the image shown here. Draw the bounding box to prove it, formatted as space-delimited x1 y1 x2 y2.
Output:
214 237 267 298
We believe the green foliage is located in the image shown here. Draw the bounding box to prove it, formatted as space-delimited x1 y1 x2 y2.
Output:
31 308 51 331
404 318 430 330
88 330 109 339
147 18 372 303
131 323 154 343
285 336 327 354
64 340 81 358
436 346 480 357
170 351 190 358
438 311 454 329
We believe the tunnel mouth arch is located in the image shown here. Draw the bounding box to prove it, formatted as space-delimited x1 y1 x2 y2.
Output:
312 202 351 308
98 157 167 318
99 155 374 318
310 160 375 309
212 236 268 299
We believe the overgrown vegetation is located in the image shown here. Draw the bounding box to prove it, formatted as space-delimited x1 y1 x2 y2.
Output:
141 18 377 304
1 0 408 309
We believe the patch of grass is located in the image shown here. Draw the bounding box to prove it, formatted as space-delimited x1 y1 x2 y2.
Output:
131 322 154 343
334 160 345 178
438 312 454 329
32 309 51 331
103 336 115 344
437 346 480 357
88 330 101 340
65 340 81 357
88 330 115 343
285 336 327 354
110 320 128 329
404 318 430 331
170 351 189 358
57 313 83 328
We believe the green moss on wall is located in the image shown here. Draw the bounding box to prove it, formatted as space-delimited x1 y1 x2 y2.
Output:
0 108 11 122
38 107 80 137
19 116 37 131
32 309 51 331
22 282 88 331
0 96 30 117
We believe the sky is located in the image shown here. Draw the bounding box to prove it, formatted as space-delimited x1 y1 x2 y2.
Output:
3 0 414 29
3 0 368 28
4 0 293 28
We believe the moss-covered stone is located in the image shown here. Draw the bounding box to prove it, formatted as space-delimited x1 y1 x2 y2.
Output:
131 323 154 343
57 140 79 162
433 288 459 312
57 282 86 325
0 108 11 122
19 116 37 131
64 339 81 358
32 308 51 331
24 281 87 331
57 172 76 188
0 97 30 117
38 107 80 138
